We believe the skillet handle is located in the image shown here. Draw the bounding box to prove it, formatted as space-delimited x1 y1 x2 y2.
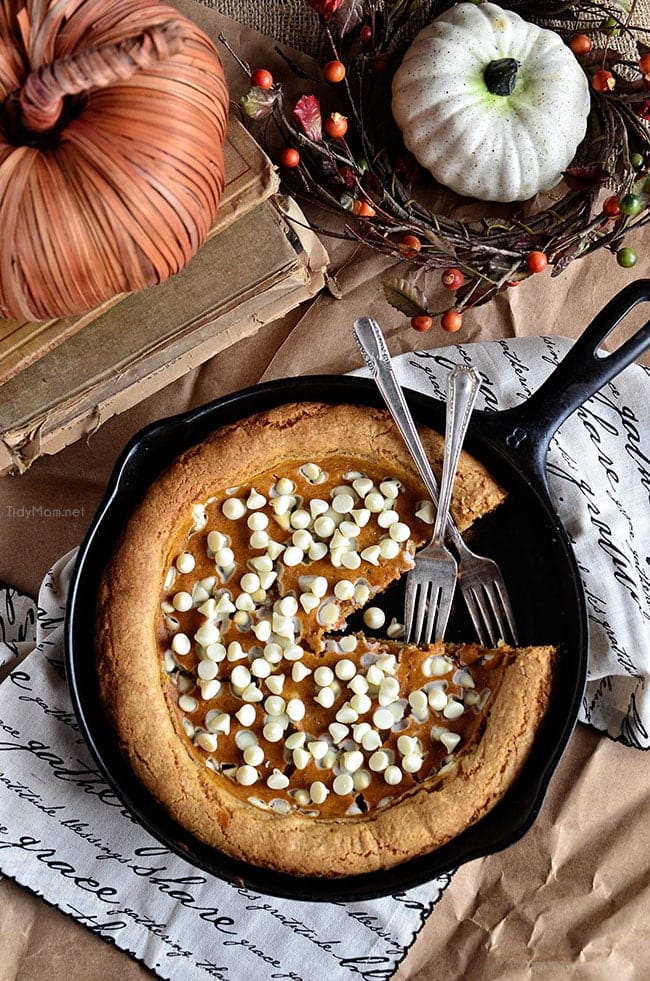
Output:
482 280 650 480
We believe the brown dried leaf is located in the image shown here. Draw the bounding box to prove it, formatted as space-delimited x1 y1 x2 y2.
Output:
293 94 322 141
382 277 429 317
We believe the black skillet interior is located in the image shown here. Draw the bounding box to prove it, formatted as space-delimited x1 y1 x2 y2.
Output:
65 280 650 902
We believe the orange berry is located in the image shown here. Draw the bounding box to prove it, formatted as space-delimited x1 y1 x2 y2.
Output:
280 147 300 168
526 250 548 274
323 60 346 83
324 112 348 139
411 315 433 332
441 310 463 333
441 267 465 290
251 68 273 90
353 199 376 218
398 234 422 256
569 34 593 55
640 53 650 75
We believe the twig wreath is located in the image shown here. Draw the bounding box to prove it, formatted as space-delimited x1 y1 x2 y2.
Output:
226 0 650 332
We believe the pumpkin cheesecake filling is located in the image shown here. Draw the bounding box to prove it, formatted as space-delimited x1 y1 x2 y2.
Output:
97 402 555 877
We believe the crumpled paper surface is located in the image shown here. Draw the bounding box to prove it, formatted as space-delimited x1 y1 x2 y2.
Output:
0 3 649 979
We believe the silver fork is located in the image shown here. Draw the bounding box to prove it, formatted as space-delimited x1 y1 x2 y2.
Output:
353 316 519 647
405 365 480 642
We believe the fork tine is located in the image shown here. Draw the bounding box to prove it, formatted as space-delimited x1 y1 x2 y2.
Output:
482 579 517 646
423 583 440 646
404 580 417 644
412 580 429 646
460 586 490 646
433 584 455 644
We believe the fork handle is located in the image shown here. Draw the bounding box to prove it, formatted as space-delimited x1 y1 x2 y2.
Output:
353 316 445 500
432 366 482 544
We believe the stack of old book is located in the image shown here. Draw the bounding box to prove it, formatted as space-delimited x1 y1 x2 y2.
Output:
0 118 328 475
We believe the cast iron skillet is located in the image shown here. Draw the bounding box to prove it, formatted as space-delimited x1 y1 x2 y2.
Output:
65 280 650 902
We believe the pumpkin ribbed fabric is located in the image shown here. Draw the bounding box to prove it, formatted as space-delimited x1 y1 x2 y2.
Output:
0 0 228 321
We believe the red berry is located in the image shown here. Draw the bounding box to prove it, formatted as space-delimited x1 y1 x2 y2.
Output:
411 315 433 333
323 60 346 83
372 54 389 73
592 70 615 93
640 53 650 75
324 112 348 139
361 24 373 46
441 267 465 290
569 34 593 56
526 251 548 274
603 195 621 217
441 310 463 333
251 68 273 90
280 147 300 168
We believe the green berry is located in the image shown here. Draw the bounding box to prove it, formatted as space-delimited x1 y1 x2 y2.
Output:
617 247 638 268
619 193 642 217
631 152 644 170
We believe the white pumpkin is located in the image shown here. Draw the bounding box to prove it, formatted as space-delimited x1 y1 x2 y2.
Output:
391 2 590 202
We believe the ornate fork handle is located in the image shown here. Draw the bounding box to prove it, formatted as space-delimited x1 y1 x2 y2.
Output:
353 316 470 555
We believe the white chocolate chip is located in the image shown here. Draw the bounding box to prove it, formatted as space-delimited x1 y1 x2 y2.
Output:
332 493 355 515
286 698 306 722
283 644 304 661
301 462 322 481
290 509 311 530
341 750 364 772
443 698 465 720
353 769 371 791
336 703 359 724
247 489 266 510
373 707 394 730
241 683 264 703
440 731 462 753
310 781 329 804
292 529 313 551
428 687 448 712
240 572 260 594
285 731 306 750
277 595 298 617
329 722 349 744
380 480 400 499
292 747 311 769
361 729 383 752
424 655 453 677
195 623 221 648
234 729 257 750
365 664 384 687
415 501 435 524
314 687 336 709
199 679 221 700
222 498 246 520
197 660 218 681
227 641 246 661
333 773 354 795
265 695 286 716
353 584 371 606
251 657 272 679
341 551 361 571
282 546 304 567
409 690 429 719
390 521 411 543
314 666 334 687
263 722 285 743
230 665 251 690
263 643 283 664
377 509 399 528
172 633 191 656
363 607 386 630
364 492 385 512
178 694 198 713
176 552 195 574
236 764 258 786
351 507 371 527
384 765 403 785
335 658 356 680
244 744 265 766
267 769 290 790
300 592 320 614
334 579 355 601
236 704 256 727
313 515 335 538
265 674 285 695
196 732 218 753
369 750 390 772
308 740 328 760
352 477 373 496
348 674 369 695
379 538 400 560
252 620 272 644
318 601 340 626
266 540 285 560
205 710 230 734
172 591 193 612
292 662 312 683
214 593 236 615
379 677 400 702
339 520 361 538
309 498 329 518
360 545 381 566
397 735 418 756
350 692 372 715
275 477 295 495
402 754 423 774
376 653 397 674
339 635 358 653
293 789 311 806
352 722 371 742
387 618 405 639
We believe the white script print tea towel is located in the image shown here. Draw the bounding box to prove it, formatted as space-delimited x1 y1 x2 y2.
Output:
0 336 648 981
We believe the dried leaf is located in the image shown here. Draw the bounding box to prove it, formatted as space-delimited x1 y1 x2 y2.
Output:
293 94 322 141
334 0 364 36
240 86 278 120
382 277 429 317
563 165 610 191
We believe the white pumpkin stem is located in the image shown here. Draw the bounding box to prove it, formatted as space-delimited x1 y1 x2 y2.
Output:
16 20 187 135
483 58 520 97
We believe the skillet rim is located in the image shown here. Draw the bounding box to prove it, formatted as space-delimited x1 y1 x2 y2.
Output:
64 374 587 901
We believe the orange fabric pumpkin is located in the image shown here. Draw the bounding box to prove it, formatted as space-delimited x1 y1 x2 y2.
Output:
0 0 229 320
